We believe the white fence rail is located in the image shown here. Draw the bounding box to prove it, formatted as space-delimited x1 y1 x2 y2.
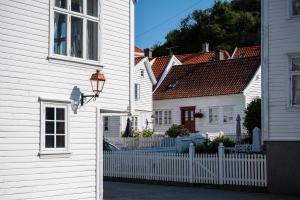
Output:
104 144 267 187
106 137 176 150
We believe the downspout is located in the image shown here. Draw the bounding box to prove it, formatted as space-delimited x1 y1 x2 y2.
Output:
129 0 135 116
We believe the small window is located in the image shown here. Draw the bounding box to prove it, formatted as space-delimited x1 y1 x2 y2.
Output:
291 58 300 105
104 116 109 131
52 0 99 61
239 53 246 58
223 106 234 123
134 84 140 100
132 116 138 131
140 69 145 77
168 110 172 124
155 111 163 125
292 0 300 16
42 103 68 151
209 107 219 124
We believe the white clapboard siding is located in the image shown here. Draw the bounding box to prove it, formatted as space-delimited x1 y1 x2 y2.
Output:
244 67 262 105
0 0 131 200
263 0 300 140
104 151 267 187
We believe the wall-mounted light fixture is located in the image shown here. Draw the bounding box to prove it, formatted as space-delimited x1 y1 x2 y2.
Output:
81 69 106 106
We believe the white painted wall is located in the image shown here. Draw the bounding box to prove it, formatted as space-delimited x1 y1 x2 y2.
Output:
262 0 300 141
0 0 132 199
244 66 262 105
153 94 247 135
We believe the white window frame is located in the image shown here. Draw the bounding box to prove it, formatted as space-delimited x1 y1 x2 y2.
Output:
103 116 109 132
134 83 140 101
289 0 300 17
155 110 172 125
132 116 138 131
290 56 300 106
208 107 219 124
49 0 101 66
39 99 71 158
223 105 234 124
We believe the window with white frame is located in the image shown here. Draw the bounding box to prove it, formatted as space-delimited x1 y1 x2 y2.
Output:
291 57 300 105
52 0 99 61
41 103 68 151
134 83 140 100
223 106 234 123
155 110 171 125
132 116 138 131
209 107 219 124
103 116 109 131
140 69 145 77
292 0 300 16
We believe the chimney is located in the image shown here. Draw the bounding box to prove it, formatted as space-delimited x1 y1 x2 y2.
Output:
214 48 225 61
202 42 209 53
144 48 153 59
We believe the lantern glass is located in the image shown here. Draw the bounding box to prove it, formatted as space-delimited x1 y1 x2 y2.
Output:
90 79 104 96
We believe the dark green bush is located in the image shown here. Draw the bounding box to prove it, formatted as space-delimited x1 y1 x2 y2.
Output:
165 124 190 138
244 98 261 140
196 136 235 153
142 129 154 138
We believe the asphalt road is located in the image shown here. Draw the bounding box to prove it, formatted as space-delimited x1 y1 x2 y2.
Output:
104 181 300 200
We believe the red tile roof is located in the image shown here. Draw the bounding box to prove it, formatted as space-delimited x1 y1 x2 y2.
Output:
135 56 145 65
135 46 144 54
153 56 261 100
232 46 261 59
151 56 172 81
176 51 230 65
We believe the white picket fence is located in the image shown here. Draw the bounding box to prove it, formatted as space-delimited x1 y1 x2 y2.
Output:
104 144 267 187
106 137 176 150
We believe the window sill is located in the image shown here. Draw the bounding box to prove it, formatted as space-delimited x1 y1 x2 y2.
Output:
48 54 101 67
39 151 72 159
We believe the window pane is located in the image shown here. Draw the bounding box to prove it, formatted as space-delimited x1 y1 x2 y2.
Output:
46 135 54 148
292 75 300 105
164 111 168 124
168 111 172 124
54 13 67 55
56 108 65 120
56 136 65 148
56 122 65 134
46 107 54 120
292 0 300 15
55 0 67 9
71 17 83 58
86 21 98 61
292 58 300 71
87 0 98 17
71 0 83 13
46 121 55 134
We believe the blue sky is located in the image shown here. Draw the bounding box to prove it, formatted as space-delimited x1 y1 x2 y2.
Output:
135 0 216 49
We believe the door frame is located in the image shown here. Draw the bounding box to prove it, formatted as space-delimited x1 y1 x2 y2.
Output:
180 106 196 132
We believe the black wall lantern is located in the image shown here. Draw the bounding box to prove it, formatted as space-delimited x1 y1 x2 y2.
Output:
81 69 106 106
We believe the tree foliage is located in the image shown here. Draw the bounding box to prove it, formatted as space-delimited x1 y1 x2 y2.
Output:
153 0 261 56
244 98 261 138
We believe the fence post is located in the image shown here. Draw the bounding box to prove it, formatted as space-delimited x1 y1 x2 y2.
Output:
218 142 224 185
189 143 195 184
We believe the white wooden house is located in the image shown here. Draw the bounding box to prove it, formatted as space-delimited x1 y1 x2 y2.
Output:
0 0 134 199
153 56 261 137
262 0 300 195
103 48 156 137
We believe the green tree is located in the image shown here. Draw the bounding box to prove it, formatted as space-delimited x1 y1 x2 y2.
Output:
152 0 260 56
244 98 261 139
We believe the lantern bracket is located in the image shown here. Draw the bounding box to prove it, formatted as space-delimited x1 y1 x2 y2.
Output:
81 93 99 106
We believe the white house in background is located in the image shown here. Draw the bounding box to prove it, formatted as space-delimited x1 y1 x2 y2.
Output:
153 55 261 137
0 0 134 200
262 0 300 195
103 47 156 137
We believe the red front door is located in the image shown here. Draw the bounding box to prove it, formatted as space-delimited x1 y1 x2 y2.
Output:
180 106 196 132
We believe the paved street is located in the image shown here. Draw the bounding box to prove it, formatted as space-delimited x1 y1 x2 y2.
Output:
104 181 300 200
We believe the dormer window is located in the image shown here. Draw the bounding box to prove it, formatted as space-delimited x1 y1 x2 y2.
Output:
166 81 177 91
292 0 300 16
239 53 246 58
51 0 99 62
